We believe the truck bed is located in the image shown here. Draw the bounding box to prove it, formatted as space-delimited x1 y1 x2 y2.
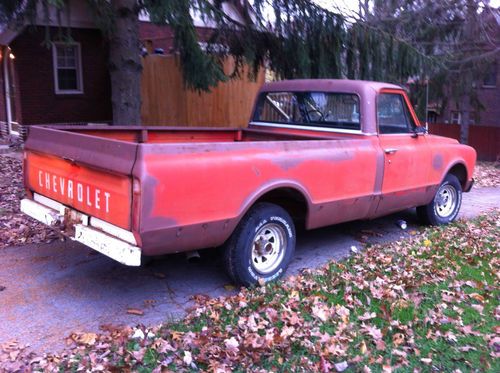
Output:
42 125 354 143
24 125 375 253
23 125 360 231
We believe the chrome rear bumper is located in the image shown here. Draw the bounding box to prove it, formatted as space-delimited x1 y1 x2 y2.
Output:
20 194 141 266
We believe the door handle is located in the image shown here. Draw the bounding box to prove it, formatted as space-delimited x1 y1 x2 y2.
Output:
384 148 398 154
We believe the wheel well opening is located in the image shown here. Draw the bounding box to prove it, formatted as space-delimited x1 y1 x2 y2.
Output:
448 163 467 189
255 188 308 229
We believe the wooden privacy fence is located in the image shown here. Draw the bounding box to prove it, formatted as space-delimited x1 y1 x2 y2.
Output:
141 55 265 128
428 123 500 161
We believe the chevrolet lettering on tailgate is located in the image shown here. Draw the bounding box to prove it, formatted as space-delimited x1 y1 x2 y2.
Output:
21 79 476 286
26 151 131 229
36 170 111 213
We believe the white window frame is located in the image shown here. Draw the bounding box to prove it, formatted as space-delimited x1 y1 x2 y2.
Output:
450 111 461 124
52 42 84 94
482 63 497 88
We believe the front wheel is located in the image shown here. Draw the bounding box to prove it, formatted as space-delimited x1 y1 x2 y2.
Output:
223 203 296 286
417 174 462 225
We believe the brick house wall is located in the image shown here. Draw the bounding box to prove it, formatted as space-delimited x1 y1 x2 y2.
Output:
437 64 500 127
475 83 500 126
9 26 112 126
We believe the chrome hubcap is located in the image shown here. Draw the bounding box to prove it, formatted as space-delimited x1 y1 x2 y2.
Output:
251 223 286 274
435 184 457 218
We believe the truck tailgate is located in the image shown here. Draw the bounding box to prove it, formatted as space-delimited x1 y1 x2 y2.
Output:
24 126 138 230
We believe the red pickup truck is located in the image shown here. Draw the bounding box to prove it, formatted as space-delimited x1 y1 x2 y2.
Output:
21 79 476 285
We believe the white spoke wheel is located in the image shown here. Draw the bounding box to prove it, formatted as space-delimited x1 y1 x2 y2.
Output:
434 184 458 218
223 203 296 286
251 223 287 275
417 174 462 225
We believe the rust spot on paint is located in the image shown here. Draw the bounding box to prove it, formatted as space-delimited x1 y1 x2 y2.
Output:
270 149 354 171
433 154 444 170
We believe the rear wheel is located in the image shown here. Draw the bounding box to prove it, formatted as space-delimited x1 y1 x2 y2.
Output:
417 174 462 225
223 203 296 286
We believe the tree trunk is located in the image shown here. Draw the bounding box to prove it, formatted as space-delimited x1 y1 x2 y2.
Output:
459 0 477 145
459 95 470 145
108 0 142 125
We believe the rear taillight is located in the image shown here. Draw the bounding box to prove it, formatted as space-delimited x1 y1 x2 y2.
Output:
132 178 141 236
133 178 141 195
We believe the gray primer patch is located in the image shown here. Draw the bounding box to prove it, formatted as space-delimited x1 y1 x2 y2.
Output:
433 154 444 170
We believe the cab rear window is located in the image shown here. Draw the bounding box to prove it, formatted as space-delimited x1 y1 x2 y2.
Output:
253 91 361 131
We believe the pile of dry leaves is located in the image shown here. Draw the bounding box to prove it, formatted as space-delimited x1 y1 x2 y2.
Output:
0 153 57 249
474 161 500 187
1 211 498 372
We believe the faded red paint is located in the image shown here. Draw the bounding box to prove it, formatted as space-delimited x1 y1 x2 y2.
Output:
22 80 476 257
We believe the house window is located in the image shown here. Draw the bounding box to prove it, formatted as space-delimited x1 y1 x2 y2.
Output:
450 111 476 124
450 111 461 124
52 42 83 94
482 63 497 88
469 111 476 125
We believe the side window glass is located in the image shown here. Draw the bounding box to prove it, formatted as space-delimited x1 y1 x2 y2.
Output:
254 92 304 123
377 93 415 134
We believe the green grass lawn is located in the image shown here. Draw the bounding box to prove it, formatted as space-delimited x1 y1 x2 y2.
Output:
2 211 499 372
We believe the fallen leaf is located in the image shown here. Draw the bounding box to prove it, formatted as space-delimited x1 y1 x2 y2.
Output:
358 312 376 321
469 293 485 302
320 356 332 373
359 340 367 354
375 339 386 350
183 351 193 366
224 337 239 353
126 308 144 316
382 364 392 372
334 361 348 372
312 304 330 322
144 299 157 307
471 304 484 314
363 324 383 340
460 325 481 336
71 333 97 346
392 333 405 346
458 345 476 352
131 329 145 339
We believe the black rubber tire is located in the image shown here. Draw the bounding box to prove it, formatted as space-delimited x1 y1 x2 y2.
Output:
223 202 296 287
417 174 462 225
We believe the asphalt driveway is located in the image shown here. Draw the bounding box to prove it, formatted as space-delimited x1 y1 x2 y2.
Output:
0 186 498 353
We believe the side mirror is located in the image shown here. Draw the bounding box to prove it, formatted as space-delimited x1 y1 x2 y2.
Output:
411 126 427 138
